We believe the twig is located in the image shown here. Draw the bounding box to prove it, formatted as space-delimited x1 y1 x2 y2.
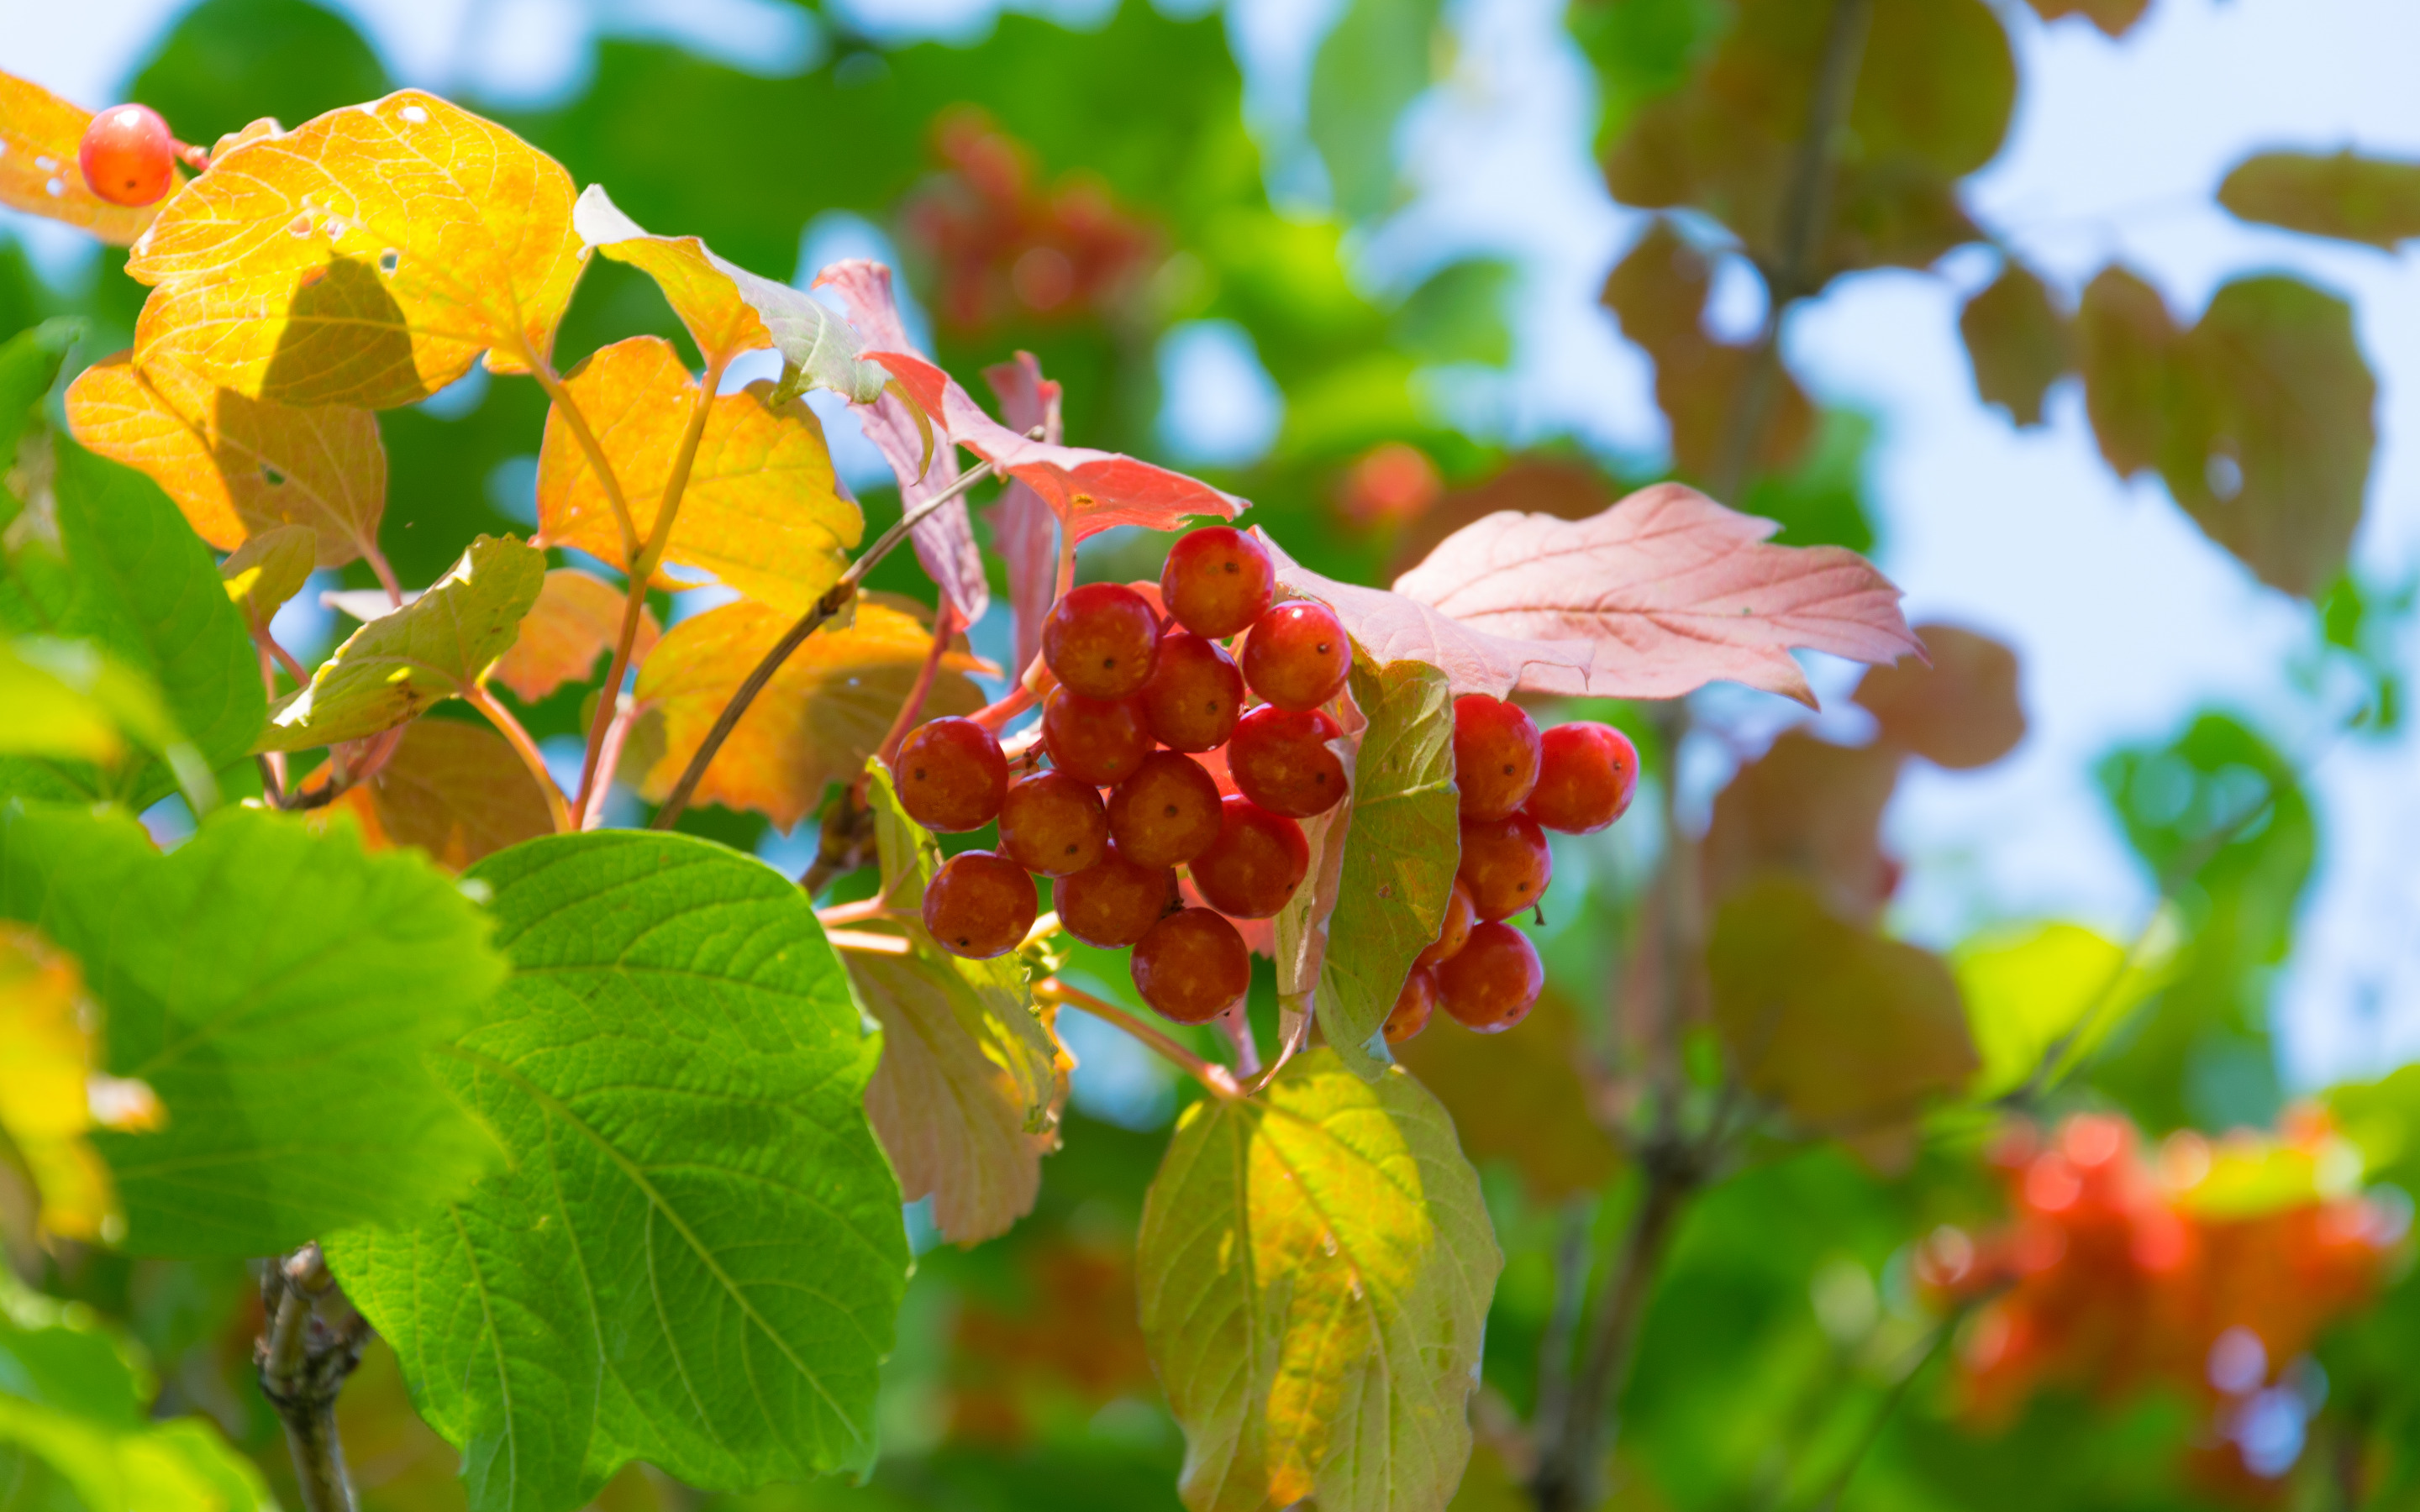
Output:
258 631 310 687
873 602 961 772
1529 1197 1599 1456
969 685 1036 734
1214 1000 1262 1079
256 1243 371 1512
1036 977 1241 1100
464 685 575 834
824 928 913 957
361 541 405 609
581 693 642 831
1803 1304 1965 1512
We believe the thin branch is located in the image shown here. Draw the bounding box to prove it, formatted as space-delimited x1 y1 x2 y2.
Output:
1036 977 1241 1100
1528 1197 1599 1457
1804 1304 1966 1512
581 694 642 831
256 1243 370 1512
969 685 1036 734
360 540 405 609
824 928 914 957
464 685 574 834
874 602 961 772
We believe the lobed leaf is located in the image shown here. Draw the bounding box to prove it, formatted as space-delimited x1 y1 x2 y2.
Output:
1853 621 2025 769
982 351 1064 680
1959 259 2070 429
1137 1050 1500 1512
126 90 583 407
0 72 166 245
259 533 544 751
488 566 660 704
329 831 908 1512
534 335 860 618
2218 150 2420 250
217 523 318 633
0 802 504 1257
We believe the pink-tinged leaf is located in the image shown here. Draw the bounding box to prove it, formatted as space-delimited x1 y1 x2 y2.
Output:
1390 483 1920 706
983 352 1064 682
813 259 988 622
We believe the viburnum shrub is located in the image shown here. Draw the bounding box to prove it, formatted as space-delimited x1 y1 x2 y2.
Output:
0 80 1925 1512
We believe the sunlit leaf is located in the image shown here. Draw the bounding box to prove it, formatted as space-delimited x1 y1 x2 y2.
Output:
2218 150 2420 250
0 636 188 777
1959 258 2070 428
1138 1050 1499 1512
216 522 316 633
66 349 385 565
982 352 1064 682
1955 921 2172 1101
258 533 544 751
2023 0 2153 39
126 90 582 407
1707 876 1975 1131
0 921 157 1243
487 566 658 704
534 335 860 618
1854 622 2023 769
630 596 984 829
1702 730 1902 927
330 831 908 1512
0 71 167 245
347 717 555 871
1397 989 1623 1202
0 802 503 1256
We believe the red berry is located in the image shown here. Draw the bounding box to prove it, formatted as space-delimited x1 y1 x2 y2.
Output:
922 851 1038 959
1131 907 1251 1024
997 769 1108 877
79 103 176 208
1040 687 1153 786
1384 967 1439 1044
1139 632 1244 752
1055 843 1176 948
1187 796 1310 919
1528 722 1639 834
894 717 1007 832
1107 751 1223 868
1042 582 1161 699
1452 694 1541 821
1413 879 1477 970
1239 601 1350 712
1459 812 1552 921
1160 525 1276 639
1436 922 1542 1032
1225 705 1346 817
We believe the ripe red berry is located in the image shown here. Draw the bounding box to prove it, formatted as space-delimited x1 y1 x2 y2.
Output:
1040 687 1153 786
1452 694 1541 821
1528 721 1640 834
1043 582 1161 699
1131 906 1251 1024
1055 843 1176 948
1225 705 1346 817
78 103 177 208
1139 632 1244 752
1436 922 1542 1032
1239 601 1350 712
894 717 1007 832
1413 879 1477 970
922 851 1038 959
997 769 1108 877
1107 751 1223 868
1187 796 1310 919
1459 812 1553 921
1160 525 1275 639
1384 967 1438 1044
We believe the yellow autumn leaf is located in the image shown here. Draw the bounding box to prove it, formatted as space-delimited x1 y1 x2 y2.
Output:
67 350 384 565
488 567 660 704
571 190 770 369
0 921 160 1245
632 596 985 830
125 90 582 408
0 71 166 245
536 336 861 617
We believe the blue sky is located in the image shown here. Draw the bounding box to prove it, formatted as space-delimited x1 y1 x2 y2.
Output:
10 0 2418 1091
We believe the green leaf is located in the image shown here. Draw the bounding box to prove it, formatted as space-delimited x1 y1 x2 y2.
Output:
0 802 503 1256
258 533 544 751
0 441 263 808
2218 149 2420 250
1953 921 2173 1101
1394 259 1515 367
1959 258 2070 428
330 831 908 1512
0 320 76 519
1138 1049 1499 1512
1307 0 1442 223
850 760 1060 1247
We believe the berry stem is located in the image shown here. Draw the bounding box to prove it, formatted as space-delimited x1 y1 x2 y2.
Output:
822 928 913 958
580 692 642 830
1035 977 1240 1100
872 601 961 773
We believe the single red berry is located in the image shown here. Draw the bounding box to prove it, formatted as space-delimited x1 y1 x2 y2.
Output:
1107 751 1224 868
1131 906 1251 1024
78 103 177 207
1239 601 1350 712
1528 722 1640 834
1413 879 1477 970
1459 812 1553 921
922 851 1038 959
1160 525 1276 639
894 717 1007 832
1452 694 1542 821
1139 632 1244 752
997 769 1108 877
1040 687 1153 786
1384 967 1439 1044
1226 704 1347 817
1436 922 1542 1032
1187 795 1310 919
1055 843 1176 948
1043 582 1162 699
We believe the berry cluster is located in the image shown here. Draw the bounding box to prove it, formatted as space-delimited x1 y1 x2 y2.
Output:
894 525 1639 1040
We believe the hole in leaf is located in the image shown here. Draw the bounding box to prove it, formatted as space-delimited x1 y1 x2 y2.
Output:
45 178 65 198
261 464 287 486
2207 453 2244 502
379 249 399 275
287 213 313 238
400 104 429 124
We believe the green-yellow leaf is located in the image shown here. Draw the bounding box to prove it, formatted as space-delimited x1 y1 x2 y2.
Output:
217 522 318 633
1954 919 2175 1100
1138 1049 1500 1512
1959 258 2070 429
2218 149 2420 250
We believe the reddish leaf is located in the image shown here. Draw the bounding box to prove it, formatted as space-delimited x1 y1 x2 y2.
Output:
2023 0 2153 38
2218 150 2420 252
1959 260 2070 428
2075 265 2177 478
0 72 166 245
488 568 660 705
1389 482 1921 705
1385 456 1611 584
353 718 555 871
982 352 1065 683
1854 622 2025 769
1702 730 1904 927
